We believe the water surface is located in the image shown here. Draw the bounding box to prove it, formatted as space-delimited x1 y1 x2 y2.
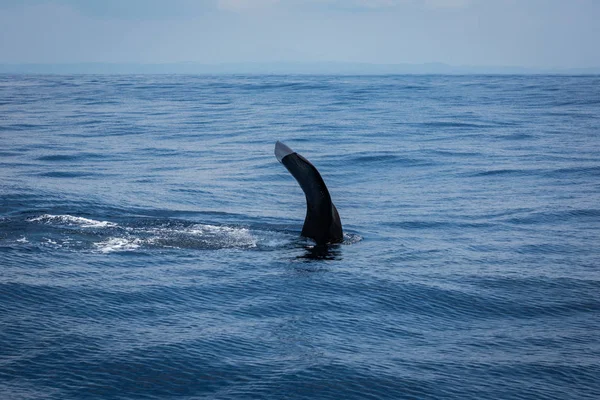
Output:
1 74 599 399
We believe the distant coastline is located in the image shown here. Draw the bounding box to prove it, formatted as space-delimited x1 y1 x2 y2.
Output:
1 62 599 75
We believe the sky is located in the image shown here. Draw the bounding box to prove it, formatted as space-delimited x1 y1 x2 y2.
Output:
0 0 598 68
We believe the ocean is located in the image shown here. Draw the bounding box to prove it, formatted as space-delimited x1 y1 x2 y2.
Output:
1 74 599 399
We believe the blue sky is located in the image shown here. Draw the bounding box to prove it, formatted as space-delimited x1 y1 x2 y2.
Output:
0 0 598 68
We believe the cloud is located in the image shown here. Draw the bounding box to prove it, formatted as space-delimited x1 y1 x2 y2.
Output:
424 0 471 9
356 0 471 8
355 0 397 8
284 0 471 11
217 0 280 12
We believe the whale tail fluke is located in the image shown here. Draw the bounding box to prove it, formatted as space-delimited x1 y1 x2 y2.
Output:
275 141 343 245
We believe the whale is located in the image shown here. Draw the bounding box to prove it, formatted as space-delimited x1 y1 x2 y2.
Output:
275 141 343 245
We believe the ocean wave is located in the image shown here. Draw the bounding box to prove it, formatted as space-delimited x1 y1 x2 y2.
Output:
30 214 118 228
470 168 532 177
503 209 600 225
37 171 97 178
94 237 142 253
35 153 108 162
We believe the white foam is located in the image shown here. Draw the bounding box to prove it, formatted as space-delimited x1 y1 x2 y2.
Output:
94 237 141 253
42 238 62 248
185 224 299 249
262 237 294 247
27 215 301 252
30 214 117 228
189 224 258 248
342 232 363 245
16 237 29 243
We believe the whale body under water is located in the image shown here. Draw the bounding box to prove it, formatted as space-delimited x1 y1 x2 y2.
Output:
275 141 343 245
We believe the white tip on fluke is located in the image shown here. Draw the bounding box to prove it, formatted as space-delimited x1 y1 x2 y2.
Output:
275 141 294 163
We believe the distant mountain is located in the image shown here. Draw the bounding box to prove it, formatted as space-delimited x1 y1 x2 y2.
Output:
1 62 599 75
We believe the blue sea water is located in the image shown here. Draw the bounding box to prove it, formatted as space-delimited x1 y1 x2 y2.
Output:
1 74 599 399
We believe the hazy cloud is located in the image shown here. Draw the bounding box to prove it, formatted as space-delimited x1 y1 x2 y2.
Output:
353 0 397 8
424 0 471 9
217 0 280 12
291 0 470 10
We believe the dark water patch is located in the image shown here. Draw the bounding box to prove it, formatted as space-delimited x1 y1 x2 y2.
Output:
476 276 600 292
422 149 482 158
356 280 600 321
515 242 586 255
0 283 224 321
37 171 99 178
0 123 44 131
242 81 331 92
383 220 494 230
0 161 33 168
36 152 108 162
72 118 106 126
504 209 600 225
149 165 184 172
171 188 212 195
339 152 434 167
501 132 536 140
420 121 494 129
351 154 410 164
0 151 22 157
553 98 600 107
547 165 600 177
469 168 533 177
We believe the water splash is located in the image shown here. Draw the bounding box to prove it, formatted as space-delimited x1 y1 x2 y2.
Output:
22 214 304 253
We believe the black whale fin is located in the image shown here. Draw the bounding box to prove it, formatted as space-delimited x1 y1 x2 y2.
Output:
275 141 343 245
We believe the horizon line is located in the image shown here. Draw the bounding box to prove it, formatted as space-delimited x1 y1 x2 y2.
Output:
1 61 599 75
